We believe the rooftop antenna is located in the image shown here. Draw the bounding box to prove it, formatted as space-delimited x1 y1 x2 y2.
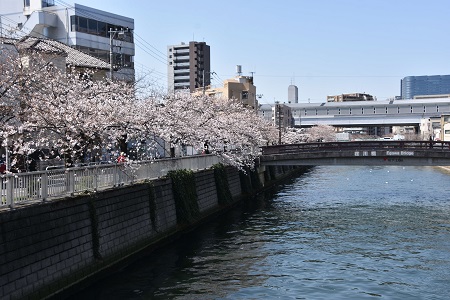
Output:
236 65 242 76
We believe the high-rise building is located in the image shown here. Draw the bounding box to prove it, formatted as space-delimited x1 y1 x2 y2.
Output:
167 41 210 93
401 75 450 99
288 84 298 103
0 0 135 80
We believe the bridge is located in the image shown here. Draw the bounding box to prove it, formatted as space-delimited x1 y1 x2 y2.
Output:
260 140 450 166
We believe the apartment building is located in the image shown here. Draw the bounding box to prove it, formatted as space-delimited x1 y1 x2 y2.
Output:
167 41 210 93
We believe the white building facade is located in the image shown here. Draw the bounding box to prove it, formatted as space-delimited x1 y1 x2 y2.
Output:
0 0 134 80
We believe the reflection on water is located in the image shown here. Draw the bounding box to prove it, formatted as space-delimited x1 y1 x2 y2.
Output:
68 166 450 300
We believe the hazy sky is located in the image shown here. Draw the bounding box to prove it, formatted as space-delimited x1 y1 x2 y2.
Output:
72 0 450 103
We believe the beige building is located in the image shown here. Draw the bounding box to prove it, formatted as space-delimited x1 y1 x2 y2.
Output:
327 93 374 102
198 75 258 110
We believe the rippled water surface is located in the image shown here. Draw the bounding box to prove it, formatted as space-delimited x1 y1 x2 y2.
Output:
70 166 450 300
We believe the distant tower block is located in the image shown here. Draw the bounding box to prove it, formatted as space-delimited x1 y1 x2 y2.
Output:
288 84 298 103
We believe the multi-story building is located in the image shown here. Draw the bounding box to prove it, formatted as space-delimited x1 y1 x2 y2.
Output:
167 41 210 93
0 0 134 80
327 93 374 102
401 75 450 99
272 102 293 129
197 74 258 110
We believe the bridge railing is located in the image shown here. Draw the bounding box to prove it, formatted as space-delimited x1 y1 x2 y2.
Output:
261 140 450 155
0 154 220 209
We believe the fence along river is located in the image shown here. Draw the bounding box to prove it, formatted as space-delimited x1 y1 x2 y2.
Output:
66 165 450 300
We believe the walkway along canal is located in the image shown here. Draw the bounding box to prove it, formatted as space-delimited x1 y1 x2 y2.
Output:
0 162 308 300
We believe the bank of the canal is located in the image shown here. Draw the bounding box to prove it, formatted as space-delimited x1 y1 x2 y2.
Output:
0 163 310 300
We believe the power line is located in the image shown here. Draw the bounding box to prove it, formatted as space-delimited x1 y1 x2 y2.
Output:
53 0 169 66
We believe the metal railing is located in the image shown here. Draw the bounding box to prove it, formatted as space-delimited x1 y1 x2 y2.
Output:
261 140 450 155
0 155 220 209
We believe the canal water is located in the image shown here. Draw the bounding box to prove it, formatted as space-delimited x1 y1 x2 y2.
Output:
69 166 450 300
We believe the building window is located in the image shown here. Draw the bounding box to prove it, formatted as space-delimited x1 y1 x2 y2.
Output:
24 0 30 7
70 15 133 42
42 0 55 7
88 19 97 34
78 17 88 33
242 91 248 99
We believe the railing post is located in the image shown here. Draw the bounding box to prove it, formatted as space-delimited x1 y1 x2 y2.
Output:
67 170 75 195
113 164 118 186
93 167 98 191
6 174 14 209
41 173 48 201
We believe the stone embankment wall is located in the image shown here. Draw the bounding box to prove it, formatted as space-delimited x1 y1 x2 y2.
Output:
0 164 308 300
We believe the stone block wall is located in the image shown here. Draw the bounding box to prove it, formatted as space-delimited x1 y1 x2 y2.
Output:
194 170 219 213
226 166 242 198
94 185 153 259
0 165 304 300
0 199 94 300
151 178 177 232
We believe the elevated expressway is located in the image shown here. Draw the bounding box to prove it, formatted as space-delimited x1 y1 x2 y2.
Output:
260 141 450 166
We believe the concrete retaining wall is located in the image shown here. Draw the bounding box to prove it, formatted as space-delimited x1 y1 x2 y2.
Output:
0 165 308 300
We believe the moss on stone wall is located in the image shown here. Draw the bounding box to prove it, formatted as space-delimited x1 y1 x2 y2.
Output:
168 169 200 224
212 164 233 205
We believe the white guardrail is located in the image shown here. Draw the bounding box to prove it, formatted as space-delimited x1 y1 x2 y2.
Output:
0 155 220 209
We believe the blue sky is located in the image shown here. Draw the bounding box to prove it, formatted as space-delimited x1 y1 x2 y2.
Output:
72 0 450 104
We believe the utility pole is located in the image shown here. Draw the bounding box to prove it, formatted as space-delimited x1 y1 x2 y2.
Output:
275 101 282 144
109 28 128 80
202 69 205 95
202 70 215 95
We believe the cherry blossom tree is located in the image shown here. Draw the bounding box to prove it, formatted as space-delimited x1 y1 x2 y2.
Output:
281 124 336 144
136 92 277 169
0 45 278 170
308 124 336 142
